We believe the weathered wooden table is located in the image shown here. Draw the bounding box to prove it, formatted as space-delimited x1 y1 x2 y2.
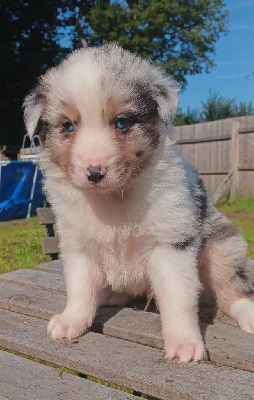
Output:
0 209 253 399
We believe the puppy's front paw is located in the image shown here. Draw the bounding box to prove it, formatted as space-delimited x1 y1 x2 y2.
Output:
47 313 88 340
230 298 254 333
164 334 206 363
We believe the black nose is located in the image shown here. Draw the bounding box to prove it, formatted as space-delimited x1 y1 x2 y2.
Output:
87 165 104 183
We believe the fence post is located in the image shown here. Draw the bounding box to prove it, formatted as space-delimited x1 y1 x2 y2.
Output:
230 121 240 201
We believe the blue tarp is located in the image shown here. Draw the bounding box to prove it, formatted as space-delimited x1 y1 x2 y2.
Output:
0 161 45 221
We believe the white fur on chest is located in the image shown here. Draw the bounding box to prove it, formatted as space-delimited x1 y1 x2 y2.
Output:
44 144 198 294
47 180 155 293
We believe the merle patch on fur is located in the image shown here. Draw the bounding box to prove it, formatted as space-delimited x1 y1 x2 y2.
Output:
172 237 195 250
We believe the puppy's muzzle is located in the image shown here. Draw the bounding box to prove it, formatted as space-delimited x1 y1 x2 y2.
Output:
86 164 107 183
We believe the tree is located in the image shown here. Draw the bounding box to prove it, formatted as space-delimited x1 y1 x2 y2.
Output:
64 0 228 86
174 107 200 126
200 91 254 122
174 91 254 126
1 0 228 147
0 0 67 147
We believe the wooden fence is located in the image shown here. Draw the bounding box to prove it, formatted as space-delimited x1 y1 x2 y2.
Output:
175 115 254 201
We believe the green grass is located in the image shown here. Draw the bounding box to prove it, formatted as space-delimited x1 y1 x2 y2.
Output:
216 193 254 213
0 217 50 274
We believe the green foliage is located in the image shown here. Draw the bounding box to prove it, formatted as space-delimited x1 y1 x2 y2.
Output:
0 0 228 146
0 0 68 146
200 91 254 121
174 106 200 126
67 0 228 86
175 91 254 126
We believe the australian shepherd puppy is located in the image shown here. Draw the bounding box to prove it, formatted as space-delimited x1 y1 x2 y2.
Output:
24 45 254 362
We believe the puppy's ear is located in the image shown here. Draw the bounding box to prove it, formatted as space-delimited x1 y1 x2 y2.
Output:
150 74 181 125
23 89 45 139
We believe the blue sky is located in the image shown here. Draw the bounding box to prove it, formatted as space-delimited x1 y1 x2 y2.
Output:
179 0 254 112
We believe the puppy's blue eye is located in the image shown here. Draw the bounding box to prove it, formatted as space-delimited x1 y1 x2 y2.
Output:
63 121 75 133
115 117 131 131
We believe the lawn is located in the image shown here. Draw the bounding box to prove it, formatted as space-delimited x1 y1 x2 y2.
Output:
0 196 254 274
0 217 50 274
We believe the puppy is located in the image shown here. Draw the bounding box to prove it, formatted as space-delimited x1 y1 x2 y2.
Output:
23 44 254 362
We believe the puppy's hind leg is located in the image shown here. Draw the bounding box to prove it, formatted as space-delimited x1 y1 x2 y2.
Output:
199 231 254 333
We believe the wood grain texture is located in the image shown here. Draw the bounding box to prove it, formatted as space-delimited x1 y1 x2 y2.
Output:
239 170 254 197
239 131 254 170
230 121 240 200
0 277 253 372
0 268 234 325
0 269 65 294
176 134 231 145
175 116 254 196
37 207 56 225
35 259 62 274
0 309 253 400
0 282 65 319
41 236 59 255
0 350 136 400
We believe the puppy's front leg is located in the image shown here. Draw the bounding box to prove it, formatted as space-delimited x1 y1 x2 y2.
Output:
148 247 206 362
47 252 103 340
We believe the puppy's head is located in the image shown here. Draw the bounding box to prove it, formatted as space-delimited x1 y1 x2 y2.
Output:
24 45 180 192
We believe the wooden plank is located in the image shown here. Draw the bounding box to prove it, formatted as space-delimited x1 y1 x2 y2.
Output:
35 259 62 274
199 171 229 175
239 170 254 197
1 264 253 319
41 236 59 255
0 268 232 325
174 117 254 197
0 282 65 319
0 277 218 324
179 141 231 175
239 130 254 170
0 269 65 294
212 171 232 203
230 121 240 200
93 308 254 372
201 174 226 194
238 167 254 171
238 127 254 133
34 258 254 281
176 134 231 145
0 350 136 400
0 281 253 372
37 207 56 225
0 309 253 400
